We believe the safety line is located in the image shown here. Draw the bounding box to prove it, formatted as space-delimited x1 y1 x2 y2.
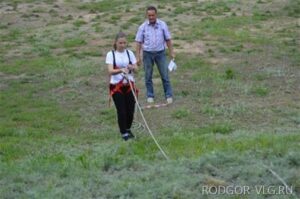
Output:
141 103 169 110
125 74 169 160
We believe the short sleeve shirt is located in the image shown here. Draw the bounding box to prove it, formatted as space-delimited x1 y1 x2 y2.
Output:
106 49 137 84
135 19 171 52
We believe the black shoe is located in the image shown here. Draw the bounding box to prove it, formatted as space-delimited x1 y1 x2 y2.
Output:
127 130 135 139
122 133 130 141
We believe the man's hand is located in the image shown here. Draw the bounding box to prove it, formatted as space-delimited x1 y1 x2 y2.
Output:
136 57 142 66
170 52 175 60
166 40 175 60
136 42 142 66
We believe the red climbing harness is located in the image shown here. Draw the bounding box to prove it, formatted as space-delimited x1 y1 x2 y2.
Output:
108 50 138 106
109 78 139 105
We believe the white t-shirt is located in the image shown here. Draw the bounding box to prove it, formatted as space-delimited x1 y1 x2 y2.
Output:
106 49 137 84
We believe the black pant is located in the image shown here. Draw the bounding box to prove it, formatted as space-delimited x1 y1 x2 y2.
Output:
112 86 135 135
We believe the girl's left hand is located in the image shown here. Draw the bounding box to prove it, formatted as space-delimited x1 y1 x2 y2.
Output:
128 64 136 71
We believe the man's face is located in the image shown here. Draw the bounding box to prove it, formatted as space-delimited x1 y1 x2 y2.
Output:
147 10 157 24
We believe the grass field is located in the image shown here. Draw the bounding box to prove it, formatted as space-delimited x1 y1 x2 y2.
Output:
0 0 299 198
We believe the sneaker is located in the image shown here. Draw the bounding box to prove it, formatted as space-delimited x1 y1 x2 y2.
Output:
122 133 130 141
127 130 135 139
166 97 173 104
147 97 154 103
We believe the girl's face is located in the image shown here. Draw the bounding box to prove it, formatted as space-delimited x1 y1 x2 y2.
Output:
116 37 127 51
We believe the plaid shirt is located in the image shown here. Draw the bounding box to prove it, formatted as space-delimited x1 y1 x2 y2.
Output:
135 19 171 52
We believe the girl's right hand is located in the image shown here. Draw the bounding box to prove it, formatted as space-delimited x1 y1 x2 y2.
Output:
120 68 129 74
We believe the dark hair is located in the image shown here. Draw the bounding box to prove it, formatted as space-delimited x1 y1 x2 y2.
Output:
147 6 157 13
113 31 126 50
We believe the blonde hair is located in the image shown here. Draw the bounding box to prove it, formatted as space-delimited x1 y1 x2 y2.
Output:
113 31 127 50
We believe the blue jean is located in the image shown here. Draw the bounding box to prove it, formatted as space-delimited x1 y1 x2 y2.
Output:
143 50 173 98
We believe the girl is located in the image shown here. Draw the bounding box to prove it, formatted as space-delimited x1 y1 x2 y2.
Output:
106 32 138 141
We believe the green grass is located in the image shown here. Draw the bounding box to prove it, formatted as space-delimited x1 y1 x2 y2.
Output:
224 68 236 79
72 20 87 27
1 130 298 198
1 29 22 42
171 108 191 120
0 57 59 74
183 15 279 45
0 0 299 198
63 38 86 48
77 0 132 12
200 1 232 15
284 0 300 17
251 86 269 97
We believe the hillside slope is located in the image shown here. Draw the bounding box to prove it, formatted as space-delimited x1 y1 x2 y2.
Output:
0 0 299 198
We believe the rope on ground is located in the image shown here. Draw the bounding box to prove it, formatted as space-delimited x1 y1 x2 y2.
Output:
141 103 169 110
262 163 295 196
132 120 145 133
125 74 170 160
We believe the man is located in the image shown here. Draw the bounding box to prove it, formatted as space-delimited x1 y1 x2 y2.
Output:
135 6 175 104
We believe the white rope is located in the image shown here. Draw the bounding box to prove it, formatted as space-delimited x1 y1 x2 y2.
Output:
124 74 169 160
141 103 169 110
262 163 294 195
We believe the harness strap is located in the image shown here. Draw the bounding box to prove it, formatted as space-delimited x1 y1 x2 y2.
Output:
108 49 134 106
112 49 132 68
126 49 132 65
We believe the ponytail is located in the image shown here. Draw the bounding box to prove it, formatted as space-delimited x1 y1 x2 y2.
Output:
113 31 126 50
